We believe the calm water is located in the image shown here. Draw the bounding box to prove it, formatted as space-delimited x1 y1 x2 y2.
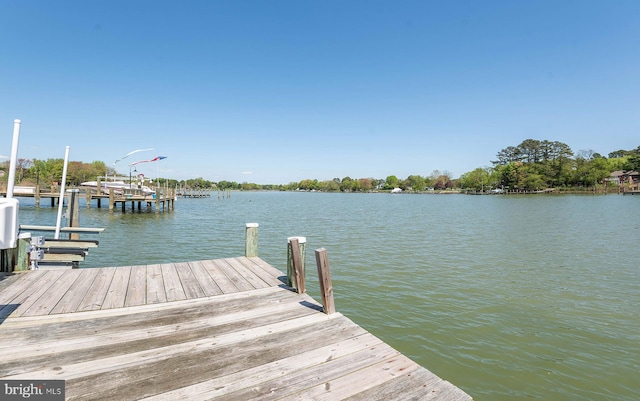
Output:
17 192 640 400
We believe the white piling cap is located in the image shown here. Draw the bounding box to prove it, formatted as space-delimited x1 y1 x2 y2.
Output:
246 223 259 228
287 236 306 244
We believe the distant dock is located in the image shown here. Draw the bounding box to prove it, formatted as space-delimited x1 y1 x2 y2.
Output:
622 183 640 195
1 185 175 213
0 249 472 399
176 188 211 198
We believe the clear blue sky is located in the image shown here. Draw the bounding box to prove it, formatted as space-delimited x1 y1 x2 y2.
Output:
1 1 639 184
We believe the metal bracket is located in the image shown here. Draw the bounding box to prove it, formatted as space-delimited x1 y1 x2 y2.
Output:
29 236 45 269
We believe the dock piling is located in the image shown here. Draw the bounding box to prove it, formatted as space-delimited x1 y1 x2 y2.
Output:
289 238 305 293
67 189 80 240
315 248 336 314
245 223 259 257
287 236 306 292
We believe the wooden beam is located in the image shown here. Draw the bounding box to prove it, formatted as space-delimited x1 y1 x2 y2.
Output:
315 248 335 314
290 238 305 294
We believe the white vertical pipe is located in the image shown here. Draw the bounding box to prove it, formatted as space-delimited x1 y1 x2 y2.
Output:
5 119 21 199
54 146 71 239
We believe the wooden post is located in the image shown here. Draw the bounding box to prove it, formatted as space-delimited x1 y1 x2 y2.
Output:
85 186 92 208
15 233 31 271
289 238 305 294
245 223 259 257
109 188 115 213
315 248 335 314
287 236 306 291
67 189 80 240
35 185 40 208
0 233 30 272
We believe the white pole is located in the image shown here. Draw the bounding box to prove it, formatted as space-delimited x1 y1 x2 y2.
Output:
6 119 21 199
54 146 71 239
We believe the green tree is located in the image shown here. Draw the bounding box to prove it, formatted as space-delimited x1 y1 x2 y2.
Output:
320 180 340 192
340 177 353 192
384 175 399 190
459 168 490 191
405 175 426 191
626 146 640 171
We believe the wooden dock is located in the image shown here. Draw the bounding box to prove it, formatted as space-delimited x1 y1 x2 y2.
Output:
1 186 175 213
0 257 472 400
177 188 212 198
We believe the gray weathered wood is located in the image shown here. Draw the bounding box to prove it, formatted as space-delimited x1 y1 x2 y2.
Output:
161 263 187 302
175 261 206 299
102 266 132 309
287 236 306 290
146 264 167 304
76 267 116 311
67 189 80 240
200 259 239 294
187 260 223 297
290 237 306 293
245 223 259 257
125 265 147 307
315 248 336 314
50 268 99 314
0 257 472 401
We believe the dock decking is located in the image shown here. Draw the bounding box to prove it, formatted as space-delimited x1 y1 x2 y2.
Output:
0 257 472 400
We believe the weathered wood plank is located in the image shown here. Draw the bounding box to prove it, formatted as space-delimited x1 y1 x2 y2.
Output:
210 258 254 292
59 315 361 400
76 267 116 311
187 260 223 297
137 333 386 401
50 269 100 314
101 266 132 309
0 292 321 374
343 367 439 401
0 259 473 401
223 257 271 289
146 264 167 304
2 311 349 383
174 262 206 299
0 271 48 316
343 369 463 401
19 269 84 317
161 263 187 302
124 265 147 307
0 273 25 293
3 286 284 327
217 339 400 401
236 256 284 287
246 256 287 284
200 259 239 294
6 270 66 317
278 355 421 401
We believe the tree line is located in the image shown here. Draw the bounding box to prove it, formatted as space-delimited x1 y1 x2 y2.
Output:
459 140 640 192
2 140 638 193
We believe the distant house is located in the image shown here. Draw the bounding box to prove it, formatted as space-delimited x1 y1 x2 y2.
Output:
607 170 640 185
